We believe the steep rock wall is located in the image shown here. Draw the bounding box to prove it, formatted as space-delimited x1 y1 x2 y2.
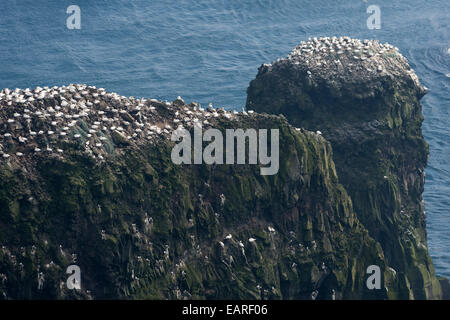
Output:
0 86 393 299
246 37 442 299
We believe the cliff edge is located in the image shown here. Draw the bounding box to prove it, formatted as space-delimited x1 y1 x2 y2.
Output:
0 36 444 299
247 36 442 299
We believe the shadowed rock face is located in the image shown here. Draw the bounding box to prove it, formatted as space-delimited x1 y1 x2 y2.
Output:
0 86 394 300
247 37 442 299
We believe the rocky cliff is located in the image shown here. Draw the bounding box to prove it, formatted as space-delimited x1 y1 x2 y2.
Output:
247 36 442 299
0 37 444 300
0 85 397 299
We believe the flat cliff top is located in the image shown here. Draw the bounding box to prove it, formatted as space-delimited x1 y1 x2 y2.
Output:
262 36 424 90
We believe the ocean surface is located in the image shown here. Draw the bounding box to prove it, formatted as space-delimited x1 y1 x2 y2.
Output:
0 0 449 277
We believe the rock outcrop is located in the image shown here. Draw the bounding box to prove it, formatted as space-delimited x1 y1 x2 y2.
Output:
247 37 442 299
0 82 406 299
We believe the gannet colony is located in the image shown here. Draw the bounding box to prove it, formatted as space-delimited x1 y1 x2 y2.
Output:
0 37 447 300
0 37 423 164
0 85 254 162
261 36 422 89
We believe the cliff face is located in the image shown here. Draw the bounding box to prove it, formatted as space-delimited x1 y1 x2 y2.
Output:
0 37 443 300
1 89 393 299
247 37 441 299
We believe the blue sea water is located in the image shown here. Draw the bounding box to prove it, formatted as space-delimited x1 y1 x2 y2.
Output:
0 0 449 277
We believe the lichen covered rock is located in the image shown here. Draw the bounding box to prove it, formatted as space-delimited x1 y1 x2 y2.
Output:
1 85 391 299
247 37 441 299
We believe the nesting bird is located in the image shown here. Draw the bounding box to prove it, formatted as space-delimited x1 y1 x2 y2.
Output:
272 36 412 85
0 84 247 162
